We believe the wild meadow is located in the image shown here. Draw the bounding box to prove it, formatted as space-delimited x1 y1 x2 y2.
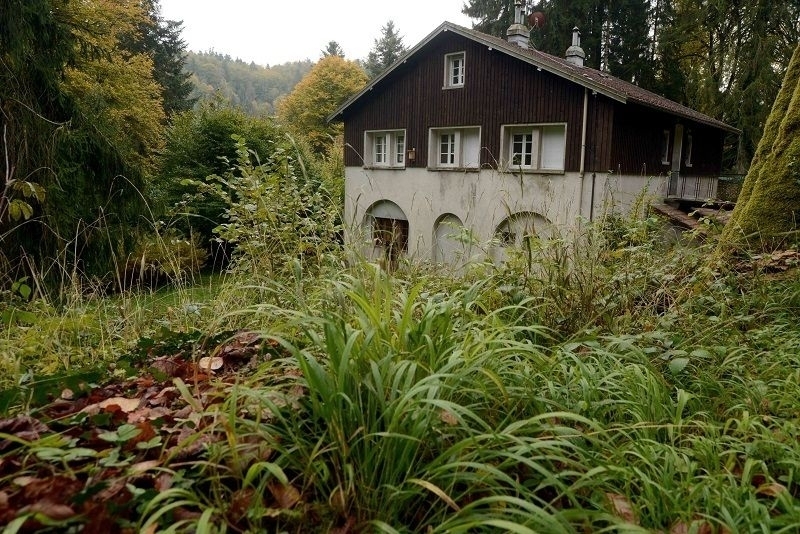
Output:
2 166 800 533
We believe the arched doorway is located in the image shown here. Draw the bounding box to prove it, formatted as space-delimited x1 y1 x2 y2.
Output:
364 200 409 269
432 213 466 264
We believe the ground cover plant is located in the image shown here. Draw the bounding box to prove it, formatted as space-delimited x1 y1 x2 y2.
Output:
2 204 800 532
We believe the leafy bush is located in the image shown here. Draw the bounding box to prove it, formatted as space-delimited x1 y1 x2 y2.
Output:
184 136 339 276
154 101 320 252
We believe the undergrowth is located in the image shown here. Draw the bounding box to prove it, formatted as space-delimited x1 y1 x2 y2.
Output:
2 205 800 532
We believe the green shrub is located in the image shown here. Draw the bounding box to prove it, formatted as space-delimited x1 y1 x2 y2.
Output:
120 229 209 290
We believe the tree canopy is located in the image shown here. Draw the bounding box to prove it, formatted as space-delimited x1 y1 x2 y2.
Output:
1 0 194 285
321 41 346 59
277 55 367 155
186 52 313 116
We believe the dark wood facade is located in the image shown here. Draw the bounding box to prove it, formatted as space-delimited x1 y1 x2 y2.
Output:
341 29 726 178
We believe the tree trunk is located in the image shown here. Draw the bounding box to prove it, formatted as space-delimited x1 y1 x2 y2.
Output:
720 42 800 251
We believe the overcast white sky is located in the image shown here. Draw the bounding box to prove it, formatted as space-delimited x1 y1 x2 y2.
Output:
158 1 475 66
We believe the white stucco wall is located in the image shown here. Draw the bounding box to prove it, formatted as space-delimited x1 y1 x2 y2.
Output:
344 166 668 262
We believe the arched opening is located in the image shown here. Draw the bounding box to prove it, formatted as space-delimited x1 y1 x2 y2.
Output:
432 213 466 264
494 212 552 248
364 200 409 268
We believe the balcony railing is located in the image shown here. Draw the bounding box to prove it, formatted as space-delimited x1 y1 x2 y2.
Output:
666 172 718 201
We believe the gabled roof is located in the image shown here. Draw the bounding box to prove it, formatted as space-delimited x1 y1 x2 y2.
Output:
330 21 739 133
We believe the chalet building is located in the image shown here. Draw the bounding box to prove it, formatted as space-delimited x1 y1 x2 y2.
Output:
329 10 738 264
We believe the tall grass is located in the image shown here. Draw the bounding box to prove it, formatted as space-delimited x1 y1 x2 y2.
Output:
3 211 800 532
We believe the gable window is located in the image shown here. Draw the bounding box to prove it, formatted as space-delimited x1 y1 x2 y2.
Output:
661 130 671 165
428 127 480 170
501 124 566 172
365 130 406 168
444 52 465 88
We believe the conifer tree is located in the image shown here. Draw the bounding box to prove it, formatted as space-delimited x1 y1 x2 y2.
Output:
363 21 407 79
322 41 345 58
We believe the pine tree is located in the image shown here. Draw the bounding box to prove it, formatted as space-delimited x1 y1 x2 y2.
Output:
322 41 345 58
363 21 407 79
462 0 515 37
125 0 195 117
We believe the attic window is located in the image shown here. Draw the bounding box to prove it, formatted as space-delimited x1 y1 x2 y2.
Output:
444 52 465 88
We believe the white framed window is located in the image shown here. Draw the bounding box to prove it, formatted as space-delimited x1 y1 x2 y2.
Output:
428 126 480 170
365 129 406 168
684 131 693 167
395 133 405 165
444 52 465 88
501 124 566 172
661 130 671 165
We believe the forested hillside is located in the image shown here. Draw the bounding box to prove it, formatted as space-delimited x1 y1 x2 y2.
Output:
185 51 313 116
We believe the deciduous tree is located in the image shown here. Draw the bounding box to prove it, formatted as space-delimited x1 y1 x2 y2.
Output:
277 55 367 154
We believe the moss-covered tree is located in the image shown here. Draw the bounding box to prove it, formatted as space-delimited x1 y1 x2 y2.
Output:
720 42 800 251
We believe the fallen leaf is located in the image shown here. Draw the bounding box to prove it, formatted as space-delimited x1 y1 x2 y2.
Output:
229 488 257 521
150 357 181 377
198 356 223 371
82 397 140 415
130 460 161 474
606 493 637 524
0 416 49 450
127 406 172 424
20 500 76 520
756 482 787 497
155 473 173 492
60 388 75 400
440 410 459 426
268 481 301 509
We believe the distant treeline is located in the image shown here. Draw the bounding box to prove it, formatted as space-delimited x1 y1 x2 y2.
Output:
185 51 313 116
